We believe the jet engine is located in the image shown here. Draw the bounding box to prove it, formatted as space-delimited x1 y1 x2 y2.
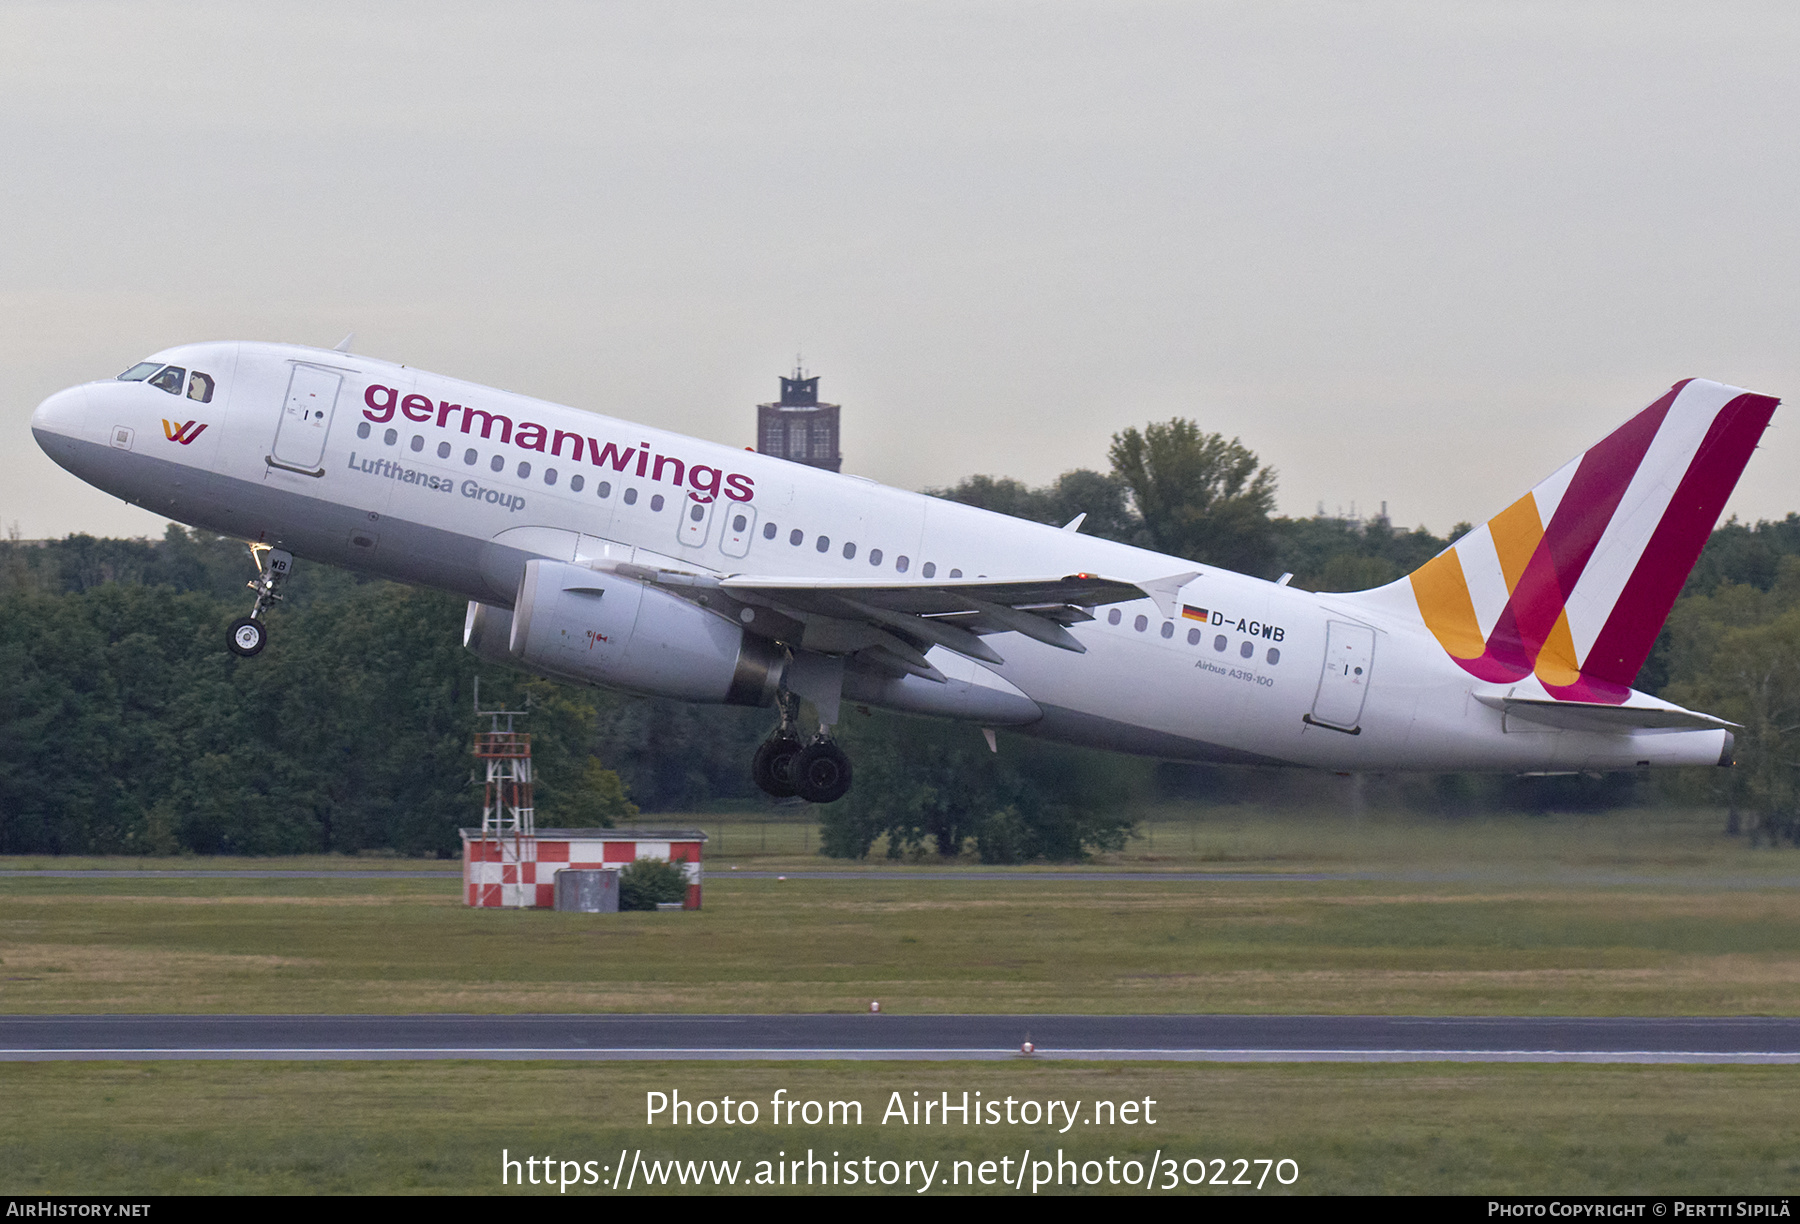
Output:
498 559 783 706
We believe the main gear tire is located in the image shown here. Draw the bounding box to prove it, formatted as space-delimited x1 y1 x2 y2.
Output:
752 733 803 798
792 739 853 804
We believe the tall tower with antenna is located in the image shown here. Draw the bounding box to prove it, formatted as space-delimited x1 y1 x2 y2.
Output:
756 357 842 472
469 679 535 907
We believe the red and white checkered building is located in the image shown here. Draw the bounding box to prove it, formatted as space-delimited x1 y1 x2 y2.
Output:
460 827 707 910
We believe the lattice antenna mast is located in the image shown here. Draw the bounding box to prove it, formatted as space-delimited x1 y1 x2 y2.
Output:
472 676 534 839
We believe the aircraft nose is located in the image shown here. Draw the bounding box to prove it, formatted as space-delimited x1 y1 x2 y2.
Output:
32 384 94 470
31 384 90 443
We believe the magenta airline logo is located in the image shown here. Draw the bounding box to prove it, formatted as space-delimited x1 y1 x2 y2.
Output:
360 384 755 503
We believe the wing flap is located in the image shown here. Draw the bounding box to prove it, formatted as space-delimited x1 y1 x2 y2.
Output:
717 572 1147 614
593 562 1152 666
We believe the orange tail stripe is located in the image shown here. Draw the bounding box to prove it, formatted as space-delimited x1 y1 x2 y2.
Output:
1534 608 1582 688
1410 549 1485 660
1488 492 1544 594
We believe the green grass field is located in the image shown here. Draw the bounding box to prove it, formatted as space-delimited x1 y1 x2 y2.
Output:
3 1061 1796 1195
3 807 1799 1015
5 804 1799 1194
7 801 1791 878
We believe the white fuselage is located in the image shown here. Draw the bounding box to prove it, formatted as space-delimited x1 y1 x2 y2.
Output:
31 341 1733 773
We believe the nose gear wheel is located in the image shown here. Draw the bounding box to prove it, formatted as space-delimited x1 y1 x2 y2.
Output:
228 545 292 656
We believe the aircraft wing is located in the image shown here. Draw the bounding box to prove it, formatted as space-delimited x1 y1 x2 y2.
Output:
599 561 1163 675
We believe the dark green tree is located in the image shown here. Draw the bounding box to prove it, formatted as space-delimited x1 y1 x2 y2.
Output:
1107 420 1278 572
927 469 1137 545
818 712 1143 862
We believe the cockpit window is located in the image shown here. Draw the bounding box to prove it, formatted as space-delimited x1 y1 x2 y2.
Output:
187 371 214 403
118 362 161 381
147 366 186 395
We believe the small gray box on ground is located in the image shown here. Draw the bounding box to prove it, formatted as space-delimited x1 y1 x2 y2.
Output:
554 869 619 913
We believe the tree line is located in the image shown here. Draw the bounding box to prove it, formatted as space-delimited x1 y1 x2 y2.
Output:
4 417 1799 859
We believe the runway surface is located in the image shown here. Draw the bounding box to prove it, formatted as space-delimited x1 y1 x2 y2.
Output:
3 1014 1797 1062
8 869 1800 885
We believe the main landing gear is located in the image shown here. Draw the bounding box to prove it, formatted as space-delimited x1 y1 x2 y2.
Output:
227 546 292 657
753 695 852 804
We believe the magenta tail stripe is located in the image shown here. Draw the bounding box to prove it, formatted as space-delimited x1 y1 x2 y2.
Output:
1476 387 1680 677
1581 392 1780 685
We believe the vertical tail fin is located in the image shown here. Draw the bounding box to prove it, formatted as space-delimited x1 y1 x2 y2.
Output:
1404 378 1778 702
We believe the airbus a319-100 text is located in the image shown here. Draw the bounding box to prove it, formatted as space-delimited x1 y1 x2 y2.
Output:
31 342 1777 802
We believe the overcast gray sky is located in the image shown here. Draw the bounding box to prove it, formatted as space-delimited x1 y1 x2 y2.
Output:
5 1 1797 541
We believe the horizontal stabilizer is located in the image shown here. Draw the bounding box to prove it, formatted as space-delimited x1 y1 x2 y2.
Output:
1473 688 1736 733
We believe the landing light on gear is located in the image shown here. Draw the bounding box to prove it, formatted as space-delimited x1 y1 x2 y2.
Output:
229 545 292 657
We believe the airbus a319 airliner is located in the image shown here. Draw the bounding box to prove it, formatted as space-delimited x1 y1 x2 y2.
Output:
31 341 1776 802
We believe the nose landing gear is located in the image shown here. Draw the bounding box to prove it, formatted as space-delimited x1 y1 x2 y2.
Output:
228 545 292 657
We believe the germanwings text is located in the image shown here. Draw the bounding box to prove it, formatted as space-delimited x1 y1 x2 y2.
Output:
360 384 754 503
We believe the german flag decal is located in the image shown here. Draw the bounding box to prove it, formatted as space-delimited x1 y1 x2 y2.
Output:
1182 605 1209 622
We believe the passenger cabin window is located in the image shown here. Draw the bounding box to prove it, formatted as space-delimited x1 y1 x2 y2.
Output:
117 362 161 381
842 542 856 559
570 474 584 492
650 494 664 512
763 522 778 540
186 371 214 402
438 442 452 459
1108 609 1121 625
816 536 831 553
922 562 936 578
148 366 185 395
896 556 908 573
623 488 638 505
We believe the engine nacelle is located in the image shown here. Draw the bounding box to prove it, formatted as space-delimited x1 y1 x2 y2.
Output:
507 559 783 706
463 600 517 665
